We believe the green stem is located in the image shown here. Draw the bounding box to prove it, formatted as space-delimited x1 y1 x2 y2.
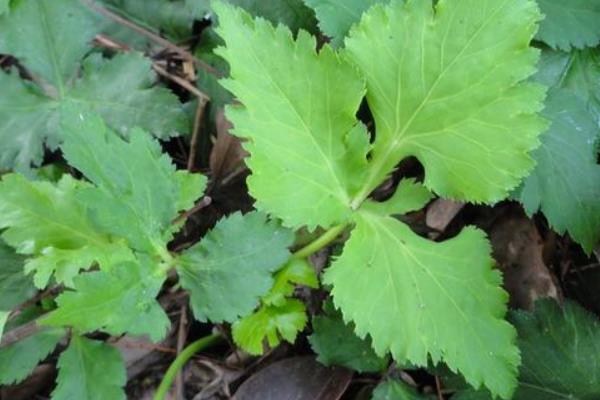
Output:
292 224 347 259
153 334 222 400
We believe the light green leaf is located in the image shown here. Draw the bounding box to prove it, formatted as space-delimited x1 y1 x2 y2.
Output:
60 110 205 252
372 379 434 400
309 306 387 373
0 0 8 15
302 0 383 46
43 261 170 342
232 298 307 355
53 335 126 400
344 0 546 205
452 300 600 400
214 1 368 229
0 174 133 288
517 90 600 253
0 71 58 171
0 0 103 90
263 258 318 307
177 211 293 322
362 178 433 216
0 311 8 341
0 327 65 385
0 241 36 310
68 53 189 139
324 212 519 398
536 0 600 51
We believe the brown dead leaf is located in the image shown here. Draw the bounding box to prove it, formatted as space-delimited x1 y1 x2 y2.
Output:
490 214 561 310
426 199 464 232
233 356 352 400
209 109 247 184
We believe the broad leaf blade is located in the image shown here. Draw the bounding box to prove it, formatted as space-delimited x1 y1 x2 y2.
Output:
68 53 189 139
536 0 600 51
53 335 126 400
0 241 36 310
362 178 433 216
0 174 132 288
214 2 368 229
0 0 103 91
225 0 317 33
344 0 546 204
372 379 434 400
0 327 65 385
43 261 170 342
517 90 600 253
60 111 206 252
302 0 383 46
177 211 293 322
324 213 519 398
0 71 58 171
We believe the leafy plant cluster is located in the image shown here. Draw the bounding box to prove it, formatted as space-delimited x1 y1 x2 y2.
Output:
0 0 599 399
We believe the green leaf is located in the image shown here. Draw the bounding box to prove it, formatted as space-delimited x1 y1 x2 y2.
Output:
43 260 170 342
0 0 103 90
0 71 58 171
60 110 205 252
536 0 600 51
232 298 307 355
0 174 133 288
52 335 126 400
0 241 36 310
0 327 65 385
177 211 293 322
372 379 434 400
453 300 600 400
344 0 546 204
324 212 519 399
0 0 9 15
362 178 433 216
214 1 368 230
309 306 387 373
263 258 318 307
225 0 317 33
534 49 600 127
302 0 383 46
67 53 189 139
516 89 600 253
0 311 7 341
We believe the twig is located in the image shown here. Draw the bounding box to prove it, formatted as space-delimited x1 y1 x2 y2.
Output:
175 304 188 400
152 63 210 102
81 0 221 77
172 196 212 225
434 375 444 400
187 97 209 170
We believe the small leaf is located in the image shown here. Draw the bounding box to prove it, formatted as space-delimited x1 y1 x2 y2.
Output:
0 0 103 89
0 327 65 385
67 53 190 139
224 0 317 33
302 0 384 46
0 241 36 310
60 110 205 252
309 307 387 373
214 1 368 229
324 212 519 398
263 258 318 307
232 298 307 355
516 89 600 253
42 260 170 342
344 0 546 204
0 174 133 288
177 211 293 322
536 0 600 51
372 379 435 400
362 178 433 216
52 335 126 400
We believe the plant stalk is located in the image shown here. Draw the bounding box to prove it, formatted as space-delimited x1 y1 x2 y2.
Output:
291 224 347 259
153 334 222 400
